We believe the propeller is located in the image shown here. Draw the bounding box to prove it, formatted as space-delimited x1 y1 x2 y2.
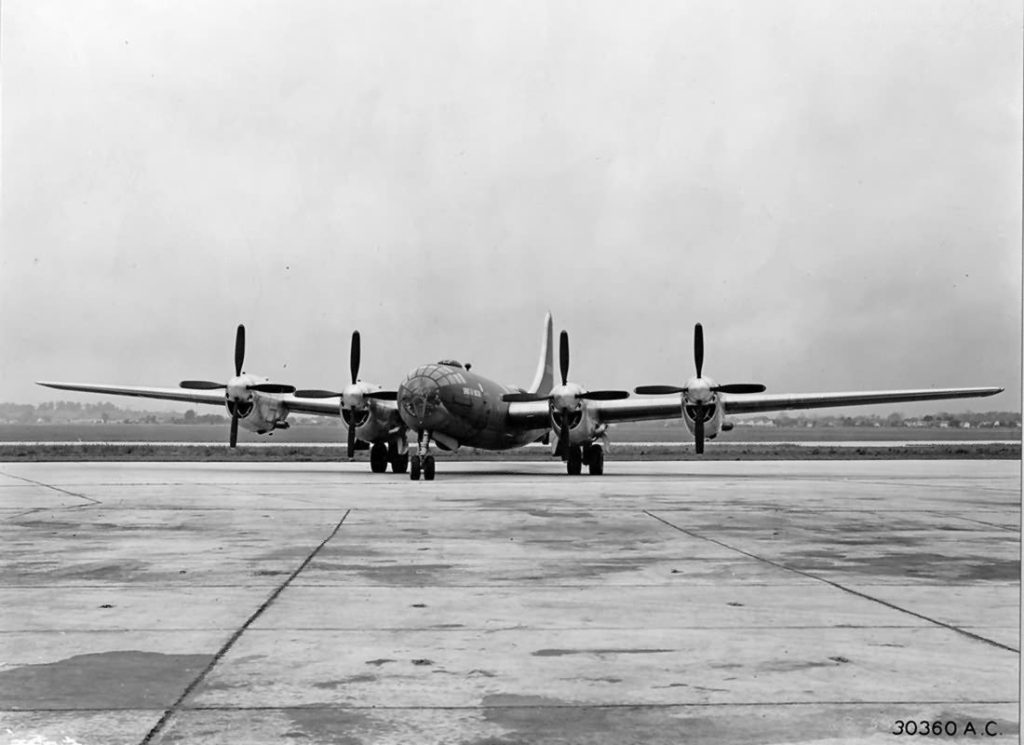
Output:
503 331 630 403
634 323 766 454
502 330 628 454
293 330 396 459
345 331 361 457
178 324 295 448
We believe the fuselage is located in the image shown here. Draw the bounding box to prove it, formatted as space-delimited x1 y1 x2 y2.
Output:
397 361 546 450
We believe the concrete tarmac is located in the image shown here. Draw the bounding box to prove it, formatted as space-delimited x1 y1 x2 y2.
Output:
0 460 1018 744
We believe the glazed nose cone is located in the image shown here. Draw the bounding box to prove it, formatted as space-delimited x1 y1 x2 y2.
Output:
398 375 444 429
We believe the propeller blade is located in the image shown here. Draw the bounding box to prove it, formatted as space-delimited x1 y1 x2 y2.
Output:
235 324 246 376
558 408 571 454
580 390 630 401
180 380 226 390
559 330 569 386
365 390 397 401
713 383 767 394
229 414 239 448
350 331 360 384
294 389 342 398
694 409 705 454
634 385 686 395
249 383 296 394
347 422 356 459
694 323 704 378
502 392 549 403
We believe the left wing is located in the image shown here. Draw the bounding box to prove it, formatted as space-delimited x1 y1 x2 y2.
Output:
506 386 1004 429
719 386 1005 416
36 381 345 418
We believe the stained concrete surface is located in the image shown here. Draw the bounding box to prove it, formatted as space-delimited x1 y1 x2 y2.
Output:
0 460 1018 744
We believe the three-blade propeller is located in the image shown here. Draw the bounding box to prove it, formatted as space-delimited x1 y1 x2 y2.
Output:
294 331 396 458
179 324 295 447
634 323 765 454
503 330 628 454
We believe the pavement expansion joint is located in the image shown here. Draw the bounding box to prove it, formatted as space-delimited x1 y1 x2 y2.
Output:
928 511 1020 532
138 509 352 745
643 510 1021 655
1 470 102 521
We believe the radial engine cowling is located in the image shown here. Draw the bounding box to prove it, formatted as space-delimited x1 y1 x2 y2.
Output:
681 400 723 440
231 395 290 435
550 405 604 446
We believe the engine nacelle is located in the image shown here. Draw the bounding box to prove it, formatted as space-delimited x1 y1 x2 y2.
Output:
345 400 404 447
230 394 291 435
550 404 605 447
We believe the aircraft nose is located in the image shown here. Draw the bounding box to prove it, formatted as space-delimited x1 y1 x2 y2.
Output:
398 375 444 428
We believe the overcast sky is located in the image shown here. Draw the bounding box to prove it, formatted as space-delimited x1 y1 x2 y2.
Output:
2 0 1021 416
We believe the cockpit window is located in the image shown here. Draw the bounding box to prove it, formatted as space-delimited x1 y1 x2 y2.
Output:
436 359 464 368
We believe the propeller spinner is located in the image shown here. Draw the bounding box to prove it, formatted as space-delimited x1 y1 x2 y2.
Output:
634 323 765 454
179 324 295 447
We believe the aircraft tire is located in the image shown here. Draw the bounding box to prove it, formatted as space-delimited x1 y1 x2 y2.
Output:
370 443 388 473
567 445 583 476
410 455 421 481
588 445 604 476
423 455 436 481
391 451 409 473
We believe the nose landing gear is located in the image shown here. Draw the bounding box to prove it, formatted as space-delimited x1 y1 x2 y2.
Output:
410 431 435 481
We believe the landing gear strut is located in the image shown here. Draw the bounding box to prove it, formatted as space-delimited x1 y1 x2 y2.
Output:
410 431 435 481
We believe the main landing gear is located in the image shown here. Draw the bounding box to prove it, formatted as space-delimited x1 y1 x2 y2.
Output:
370 441 410 474
565 443 604 476
410 431 435 481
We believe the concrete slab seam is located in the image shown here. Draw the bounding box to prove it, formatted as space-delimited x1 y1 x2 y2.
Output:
138 508 352 745
0 469 102 505
928 511 1021 533
643 510 1020 655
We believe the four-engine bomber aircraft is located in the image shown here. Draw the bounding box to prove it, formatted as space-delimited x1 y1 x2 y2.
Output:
38 315 1003 480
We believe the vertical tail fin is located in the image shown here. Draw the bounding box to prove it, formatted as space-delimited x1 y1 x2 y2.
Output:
527 312 555 395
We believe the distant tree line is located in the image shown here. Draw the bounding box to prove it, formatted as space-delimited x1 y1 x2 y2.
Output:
743 411 1021 429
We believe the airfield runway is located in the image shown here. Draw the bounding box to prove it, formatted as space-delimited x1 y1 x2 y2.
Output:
0 460 1019 744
